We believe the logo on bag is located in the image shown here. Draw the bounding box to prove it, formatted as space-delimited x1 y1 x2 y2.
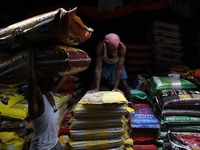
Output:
0 97 10 105
0 39 7 46
38 25 51 33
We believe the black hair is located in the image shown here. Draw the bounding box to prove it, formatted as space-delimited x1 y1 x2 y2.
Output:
37 75 55 92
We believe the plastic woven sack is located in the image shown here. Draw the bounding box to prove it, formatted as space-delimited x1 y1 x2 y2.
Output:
79 91 128 105
148 76 197 92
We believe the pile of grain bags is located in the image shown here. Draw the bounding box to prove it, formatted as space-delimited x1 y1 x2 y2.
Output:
58 74 85 107
0 132 25 150
146 20 194 81
125 43 154 75
146 76 200 149
0 7 93 52
130 103 160 150
0 91 28 149
162 130 200 150
0 91 72 149
148 20 183 68
65 91 134 150
0 7 93 150
0 7 93 85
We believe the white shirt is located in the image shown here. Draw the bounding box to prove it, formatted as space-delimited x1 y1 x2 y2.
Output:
102 43 119 64
30 92 58 150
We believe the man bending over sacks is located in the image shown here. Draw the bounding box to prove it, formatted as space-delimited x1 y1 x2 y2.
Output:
88 33 136 110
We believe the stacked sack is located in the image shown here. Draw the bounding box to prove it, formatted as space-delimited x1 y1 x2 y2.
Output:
0 90 72 149
0 7 93 150
58 74 85 107
146 76 200 149
148 20 184 69
167 64 191 79
0 7 93 85
0 132 25 150
124 43 154 75
121 89 160 149
130 103 160 150
0 91 27 150
181 68 200 88
60 91 134 150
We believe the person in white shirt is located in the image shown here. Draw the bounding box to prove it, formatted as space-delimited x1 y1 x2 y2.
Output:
89 33 136 109
12 28 67 150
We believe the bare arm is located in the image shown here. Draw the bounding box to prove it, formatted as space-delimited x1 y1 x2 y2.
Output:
90 41 104 92
27 39 37 100
12 28 43 119
26 34 44 119
113 43 126 91
52 75 69 93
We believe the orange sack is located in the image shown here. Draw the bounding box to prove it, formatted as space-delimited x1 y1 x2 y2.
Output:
0 45 91 85
0 7 93 52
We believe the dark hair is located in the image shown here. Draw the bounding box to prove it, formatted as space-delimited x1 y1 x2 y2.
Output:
37 75 54 92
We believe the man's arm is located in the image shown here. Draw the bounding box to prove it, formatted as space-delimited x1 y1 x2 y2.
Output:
12 28 42 119
90 42 104 92
52 75 69 93
26 32 44 119
113 43 126 92
12 28 38 102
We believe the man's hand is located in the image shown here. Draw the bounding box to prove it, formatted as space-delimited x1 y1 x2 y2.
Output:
112 88 124 95
86 88 99 93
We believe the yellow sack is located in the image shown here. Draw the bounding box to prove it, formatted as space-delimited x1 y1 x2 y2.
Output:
0 88 19 93
0 92 25 113
54 93 72 109
25 121 33 130
1 100 28 120
68 138 123 150
79 91 128 104
69 122 123 130
72 104 129 118
70 127 125 141
125 106 135 113
0 132 24 150
57 108 70 133
68 116 128 126
57 103 68 118
59 135 71 150
59 135 71 143
124 138 133 146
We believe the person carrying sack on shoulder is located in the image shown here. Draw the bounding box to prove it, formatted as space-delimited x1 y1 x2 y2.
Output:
12 28 67 150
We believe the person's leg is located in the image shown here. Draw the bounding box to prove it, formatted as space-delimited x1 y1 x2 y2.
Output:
119 79 132 101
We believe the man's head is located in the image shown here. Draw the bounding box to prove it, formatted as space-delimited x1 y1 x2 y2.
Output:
37 75 55 92
104 33 121 50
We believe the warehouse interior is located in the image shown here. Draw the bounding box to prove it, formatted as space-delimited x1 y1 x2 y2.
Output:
1 0 200 150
